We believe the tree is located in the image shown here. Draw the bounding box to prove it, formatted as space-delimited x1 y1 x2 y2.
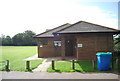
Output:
1 35 12 46
4 36 12 45
1 30 36 46
12 33 24 46
23 30 36 45
114 34 120 54
12 30 36 46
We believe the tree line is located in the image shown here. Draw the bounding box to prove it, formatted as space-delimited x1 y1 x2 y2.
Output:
114 34 120 53
0 30 37 46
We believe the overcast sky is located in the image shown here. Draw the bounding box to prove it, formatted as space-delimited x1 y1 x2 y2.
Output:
0 0 119 37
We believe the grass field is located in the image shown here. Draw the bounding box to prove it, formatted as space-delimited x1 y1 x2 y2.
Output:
47 61 99 72
0 46 44 71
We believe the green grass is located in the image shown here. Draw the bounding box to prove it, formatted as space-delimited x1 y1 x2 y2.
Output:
47 61 98 72
0 46 44 71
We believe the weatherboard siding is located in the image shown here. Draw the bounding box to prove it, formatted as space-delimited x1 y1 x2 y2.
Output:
37 38 61 57
37 33 114 60
76 33 114 60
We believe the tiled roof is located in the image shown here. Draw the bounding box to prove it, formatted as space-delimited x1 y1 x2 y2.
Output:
56 21 120 34
34 23 71 38
34 21 120 38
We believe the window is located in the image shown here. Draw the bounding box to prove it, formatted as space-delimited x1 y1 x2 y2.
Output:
54 41 61 46
38 41 48 45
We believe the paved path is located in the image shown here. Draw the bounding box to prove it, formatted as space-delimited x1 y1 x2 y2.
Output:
24 54 52 72
24 54 78 72
32 56 77 72
32 59 51 72
1 71 119 79
24 54 42 60
24 54 64 72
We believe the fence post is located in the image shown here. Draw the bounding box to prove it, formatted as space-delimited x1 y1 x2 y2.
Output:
5 60 9 70
92 60 95 70
72 60 75 70
52 60 55 70
26 61 30 70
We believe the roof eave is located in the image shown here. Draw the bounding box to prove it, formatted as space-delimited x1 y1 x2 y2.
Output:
33 36 54 38
55 31 120 34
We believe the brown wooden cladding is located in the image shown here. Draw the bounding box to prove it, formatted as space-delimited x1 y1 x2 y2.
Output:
76 33 114 60
37 33 114 60
37 38 61 57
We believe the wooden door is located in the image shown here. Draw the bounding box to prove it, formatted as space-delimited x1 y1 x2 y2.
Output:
65 37 76 56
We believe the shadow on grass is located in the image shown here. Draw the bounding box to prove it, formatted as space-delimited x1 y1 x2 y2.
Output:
2 69 10 72
75 61 97 72
76 61 115 73
51 69 61 73
48 60 118 73
74 69 81 72
25 69 33 73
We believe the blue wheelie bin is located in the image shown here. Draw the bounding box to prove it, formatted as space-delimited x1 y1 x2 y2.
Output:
96 52 112 70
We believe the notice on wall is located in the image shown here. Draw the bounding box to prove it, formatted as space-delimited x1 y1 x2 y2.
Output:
77 44 83 47
40 45 43 47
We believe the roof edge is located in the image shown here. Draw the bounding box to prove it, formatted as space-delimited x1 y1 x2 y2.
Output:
81 21 120 31
56 31 120 34
53 21 82 34
53 20 120 34
33 23 70 38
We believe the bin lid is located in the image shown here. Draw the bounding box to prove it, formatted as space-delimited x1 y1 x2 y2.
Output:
96 52 112 55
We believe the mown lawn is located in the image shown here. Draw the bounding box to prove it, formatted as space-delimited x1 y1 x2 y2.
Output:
0 46 44 71
47 61 99 72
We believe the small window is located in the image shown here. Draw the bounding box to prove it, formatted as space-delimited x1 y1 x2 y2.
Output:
38 41 48 45
54 41 61 47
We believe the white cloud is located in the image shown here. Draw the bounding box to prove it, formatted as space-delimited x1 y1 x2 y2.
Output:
0 0 118 37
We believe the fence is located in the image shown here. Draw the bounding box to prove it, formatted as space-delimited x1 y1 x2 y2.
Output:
51 60 96 71
51 59 119 72
0 60 32 71
0 60 9 71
